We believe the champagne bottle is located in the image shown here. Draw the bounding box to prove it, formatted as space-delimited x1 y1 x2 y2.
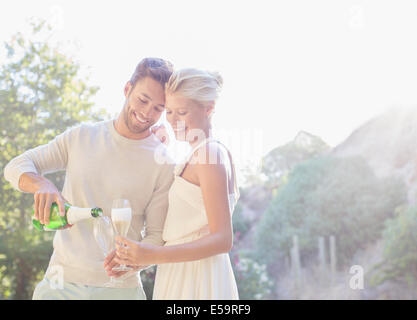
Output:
32 202 103 231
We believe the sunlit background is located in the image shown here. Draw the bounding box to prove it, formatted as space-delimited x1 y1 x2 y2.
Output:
1 0 417 300
2 0 417 173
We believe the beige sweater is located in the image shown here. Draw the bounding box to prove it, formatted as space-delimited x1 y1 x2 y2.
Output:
4 119 174 288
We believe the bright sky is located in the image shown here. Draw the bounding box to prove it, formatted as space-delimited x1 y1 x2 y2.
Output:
1 0 417 178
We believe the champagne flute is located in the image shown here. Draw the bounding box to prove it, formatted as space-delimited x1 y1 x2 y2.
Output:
111 199 132 272
93 216 120 287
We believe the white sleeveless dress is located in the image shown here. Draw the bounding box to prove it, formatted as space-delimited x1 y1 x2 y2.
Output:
152 138 239 300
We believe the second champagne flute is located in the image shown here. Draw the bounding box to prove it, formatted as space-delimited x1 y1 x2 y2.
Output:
93 216 119 287
111 199 132 272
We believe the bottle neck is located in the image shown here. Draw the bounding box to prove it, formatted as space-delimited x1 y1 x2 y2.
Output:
66 206 103 224
91 207 103 218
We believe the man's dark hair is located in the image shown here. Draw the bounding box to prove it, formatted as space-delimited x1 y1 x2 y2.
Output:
129 57 173 88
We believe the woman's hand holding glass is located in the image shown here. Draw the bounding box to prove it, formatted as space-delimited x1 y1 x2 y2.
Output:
113 235 158 267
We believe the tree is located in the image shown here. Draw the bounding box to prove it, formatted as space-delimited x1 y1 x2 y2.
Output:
369 205 417 297
0 18 108 299
254 155 406 272
262 131 329 190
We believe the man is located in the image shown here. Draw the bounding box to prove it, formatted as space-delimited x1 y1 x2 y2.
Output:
3 57 175 300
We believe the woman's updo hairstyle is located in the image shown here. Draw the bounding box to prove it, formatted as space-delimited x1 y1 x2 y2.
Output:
165 68 240 198
165 68 223 109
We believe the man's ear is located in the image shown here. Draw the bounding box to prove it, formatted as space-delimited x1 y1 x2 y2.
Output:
124 81 133 98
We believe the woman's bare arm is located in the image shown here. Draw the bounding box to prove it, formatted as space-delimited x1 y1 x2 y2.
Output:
114 143 234 265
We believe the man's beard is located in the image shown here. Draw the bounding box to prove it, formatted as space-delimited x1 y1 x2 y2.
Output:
123 104 153 134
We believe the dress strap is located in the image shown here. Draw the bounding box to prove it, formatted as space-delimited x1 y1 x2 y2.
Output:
187 137 218 162
175 138 239 200
175 137 218 177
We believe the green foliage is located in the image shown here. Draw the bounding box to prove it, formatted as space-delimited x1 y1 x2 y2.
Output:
231 250 274 299
369 206 417 292
254 155 407 271
0 225 53 299
232 202 251 239
140 265 157 300
0 18 107 299
262 131 329 189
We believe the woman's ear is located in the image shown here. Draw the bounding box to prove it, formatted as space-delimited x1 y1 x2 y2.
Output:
206 105 215 119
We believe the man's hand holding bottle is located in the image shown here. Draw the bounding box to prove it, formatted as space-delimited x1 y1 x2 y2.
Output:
33 179 67 226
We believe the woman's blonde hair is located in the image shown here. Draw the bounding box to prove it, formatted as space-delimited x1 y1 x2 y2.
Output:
165 68 223 108
166 68 240 200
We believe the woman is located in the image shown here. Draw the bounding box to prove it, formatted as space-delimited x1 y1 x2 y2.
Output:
110 68 240 299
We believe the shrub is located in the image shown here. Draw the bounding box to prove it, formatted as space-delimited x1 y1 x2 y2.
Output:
140 265 157 299
231 250 274 299
232 202 251 239
254 155 406 270
369 206 417 293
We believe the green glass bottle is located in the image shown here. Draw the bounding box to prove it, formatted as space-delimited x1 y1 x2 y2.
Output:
32 202 103 231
